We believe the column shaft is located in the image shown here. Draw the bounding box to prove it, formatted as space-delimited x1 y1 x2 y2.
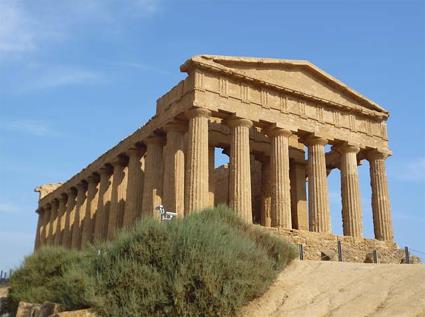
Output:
107 158 127 240
269 128 292 228
163 125 186 216
81 175 100 247
260 157 272 227
306 137 331 233
47 199 59 245
290 161 308 230
228 118 253 222
208 146 215 207
71 182 88 249
368 151 393 241
142 137 164 218
339 145 362 238
93 166 113 242
34 211 43 250
185 108 210 213
62 189 77 248
54 194 67 246
123 147 145 227
40 206 51 247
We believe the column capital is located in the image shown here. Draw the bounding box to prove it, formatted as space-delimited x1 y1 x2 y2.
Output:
127 146 145 159
99 165 113 176
367 150 390 160
59 192 68 202
336 143 360 154
185 107 211 119
87 173 100 184
303 135 327 146
66 187 77 198
165 121 187 133
76 181 88 191
111 155 128 167
226 117 253 129
50 198 59 208
144 135 166 145
267 127 292 138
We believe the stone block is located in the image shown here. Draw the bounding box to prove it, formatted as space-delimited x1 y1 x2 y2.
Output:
15 301 41 317
321 250 336 261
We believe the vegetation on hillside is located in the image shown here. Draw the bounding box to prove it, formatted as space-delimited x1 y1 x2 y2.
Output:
7 205 297 316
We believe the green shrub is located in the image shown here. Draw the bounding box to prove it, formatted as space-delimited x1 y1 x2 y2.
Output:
8 206 297 317
89 205 297 317
7 247 92 313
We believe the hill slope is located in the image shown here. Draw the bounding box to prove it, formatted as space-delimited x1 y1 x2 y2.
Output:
241 261 425 317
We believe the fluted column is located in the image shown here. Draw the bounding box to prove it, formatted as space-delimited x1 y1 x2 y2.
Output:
338 144 362 238
142 137 164 218
305 136 331 233
208 146 215 207
62 188 77 248
81 174 100 247
123 147 145 227
93 166 113 242
368 151 393 241
107 157 128 240
54 193 67 246
260 156 272 227
71 182 88 249
47 199 59 245
268 127 292 228
228 118 253 222
40 204 51 247
163 123 186 216
185 108 211 214
290 161 308 230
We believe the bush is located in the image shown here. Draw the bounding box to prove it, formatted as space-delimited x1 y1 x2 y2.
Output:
7 247 92 313
89 205 297 317
8 206 297 316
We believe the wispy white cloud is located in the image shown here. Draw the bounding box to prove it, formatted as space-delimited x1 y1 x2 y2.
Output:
0 119 51 136
0 201 21 213
0 1 36 54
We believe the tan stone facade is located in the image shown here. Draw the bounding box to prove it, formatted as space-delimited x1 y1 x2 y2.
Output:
34 55 394 253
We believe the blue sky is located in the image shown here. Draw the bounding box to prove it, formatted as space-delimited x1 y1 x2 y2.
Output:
0 0 424 270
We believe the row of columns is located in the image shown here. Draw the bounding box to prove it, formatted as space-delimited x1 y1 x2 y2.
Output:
35 107 394 250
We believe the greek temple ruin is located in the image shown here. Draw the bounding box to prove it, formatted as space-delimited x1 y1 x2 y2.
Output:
34 55 394 257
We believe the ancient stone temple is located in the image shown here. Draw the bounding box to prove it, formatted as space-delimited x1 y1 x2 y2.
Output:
34 55 396 261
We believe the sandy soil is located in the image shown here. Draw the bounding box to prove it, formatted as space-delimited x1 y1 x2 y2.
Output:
241 260 425 317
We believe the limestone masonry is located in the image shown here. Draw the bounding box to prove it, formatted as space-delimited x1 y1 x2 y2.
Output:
34 55 396 261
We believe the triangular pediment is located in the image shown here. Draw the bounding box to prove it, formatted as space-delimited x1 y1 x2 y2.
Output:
182 55 388 116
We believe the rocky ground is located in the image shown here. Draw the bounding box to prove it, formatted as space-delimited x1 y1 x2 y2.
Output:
240 260 425 317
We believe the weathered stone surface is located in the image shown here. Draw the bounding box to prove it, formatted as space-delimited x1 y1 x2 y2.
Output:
15 301 41 317
49 309 98 317
33 55 397 261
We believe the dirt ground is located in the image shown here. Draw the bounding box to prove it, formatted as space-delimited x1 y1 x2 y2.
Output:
240 260 425 317
0 286 7 298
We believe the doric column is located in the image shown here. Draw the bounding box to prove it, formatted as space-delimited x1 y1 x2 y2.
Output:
185 108 211 214
209 146 215 207
81 174 100 247
123 146 145 227
305 136 331 233
368 151 393 241
268 127 292 228
142 136 164 218
47 199 59 245
71 182 88 249
107 157 128 240
93 166 113 242
290 161 308 230
54 193 67 246
260 156 272 227
40 204 51 247
34 210 43 250
228 118 253 222
163 123 186 216
338 144 362 238
62 188 77 248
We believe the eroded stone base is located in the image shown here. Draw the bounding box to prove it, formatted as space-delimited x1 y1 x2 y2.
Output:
261 226 419 264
